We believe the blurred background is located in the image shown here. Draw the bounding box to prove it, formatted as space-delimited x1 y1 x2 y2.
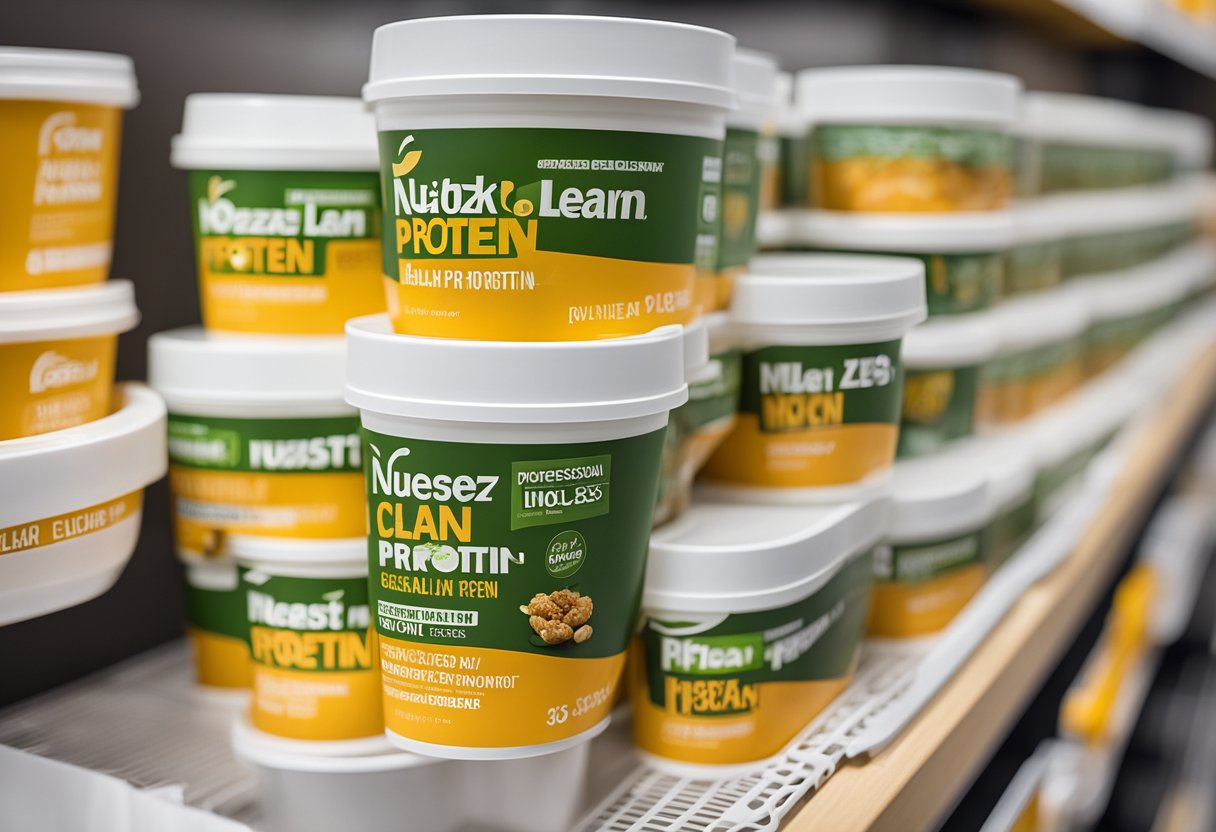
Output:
2 2 1215 830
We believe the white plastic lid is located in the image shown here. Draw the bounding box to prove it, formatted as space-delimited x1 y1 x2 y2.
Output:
793 210 1014 253
170 94 379 171
729 254 928 334
1150 108 1213 169
364 15 735 110
993 290 1089 356
1044 182 1199 241
901 313 999 368
1021 91 1145 148
704 311 734 356
1013 201 1065 246
228 535 366 568
184 557 238 590
795 65 1020 126
644 498 889 613
682 318 710 382
345 315 688 424
1028 377 1136 470
1067 266 1185 323
232 720 434 772
0 46 138 107
733 48 780 114
887 453 993 542
940 435 1035 515
0 280 139 344
147 327 349 414
0 383 166 527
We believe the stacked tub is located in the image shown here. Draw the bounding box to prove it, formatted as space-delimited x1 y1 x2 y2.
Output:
148 92 389 765
0 48 166 626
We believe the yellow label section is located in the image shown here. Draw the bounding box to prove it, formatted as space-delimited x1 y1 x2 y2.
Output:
1011 793 1040 832
251 660 383 741
168 467 364 557
0 101 122 290
812 157 1011 212
630 649 856 766
379 636 623 748
0 336 116 441
703 414 896 488
693 266 744 314
188 628 252 689
198 238 385 334
386 248 695 341
867 564 987 637
0 490 140 556
976 360 1084 426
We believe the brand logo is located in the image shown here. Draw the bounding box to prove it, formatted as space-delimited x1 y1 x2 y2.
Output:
29 350 98 394
368 444 499 502
196 176 370 239
38 111 103 157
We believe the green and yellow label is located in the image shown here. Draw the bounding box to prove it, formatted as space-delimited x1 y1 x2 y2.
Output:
632 551 871 766
698 127 762 312
976 343 1083 426
898 365 980 458
703 341 903 488
810 125 1013 212
188 170 384 333
185 565 251 690
365 427 666 750
868 531 986 638
241 568 381 740
0 491 141 556
167 414 364 557
986 493 1036 572
379 127 721 340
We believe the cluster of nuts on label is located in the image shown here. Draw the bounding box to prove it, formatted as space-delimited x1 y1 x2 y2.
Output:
520 589 593 645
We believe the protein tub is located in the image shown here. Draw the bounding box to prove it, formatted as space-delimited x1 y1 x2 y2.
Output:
794 210 1013 315
975 290 1089 428
170 94 385 334
634 498 887 773
898 313 998 458
0 47 138 291
701 254 926 502
943 436 1037 571
147 329 364 560
1006 202 1064 296
868 453 994 638
796 66 1020 212
0 383 165 626
698 48 780 312
232 535 383 750
184 557 252 691
1069 263 1188 377
363 14 735 341
345 316 687 758
0 280 139 440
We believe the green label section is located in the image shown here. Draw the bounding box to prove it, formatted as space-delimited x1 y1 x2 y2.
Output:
739 341 903 433
898 365 980 458
875 532 985 584
812 125 1013 167
168 414 361 474
378 127 721 272
364 428 666 659
241 569 373 673
716 127 762 271
643 551 872 714
188 170 380 277
186 577 248 642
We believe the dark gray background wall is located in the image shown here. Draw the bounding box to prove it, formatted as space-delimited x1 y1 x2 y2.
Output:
1 0 1212 705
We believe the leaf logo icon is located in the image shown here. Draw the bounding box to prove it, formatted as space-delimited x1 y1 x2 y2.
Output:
207 175 236 203
392 135 422 177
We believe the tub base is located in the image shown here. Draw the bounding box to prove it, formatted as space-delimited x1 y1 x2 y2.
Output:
385 715 611 760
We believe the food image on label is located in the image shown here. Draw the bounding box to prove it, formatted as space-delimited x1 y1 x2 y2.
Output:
698 128 761 311
898 366 980 457
632 551 872 766
186 569 252 689
378 127 721 340
809 125 1013 212
0 101 121 290
0 336 116 440
364 427 666 751
0 491 141 557
242 568 381 740
867 532 986 637
188 170 384 333
702 341 903 488
166 414 365 557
